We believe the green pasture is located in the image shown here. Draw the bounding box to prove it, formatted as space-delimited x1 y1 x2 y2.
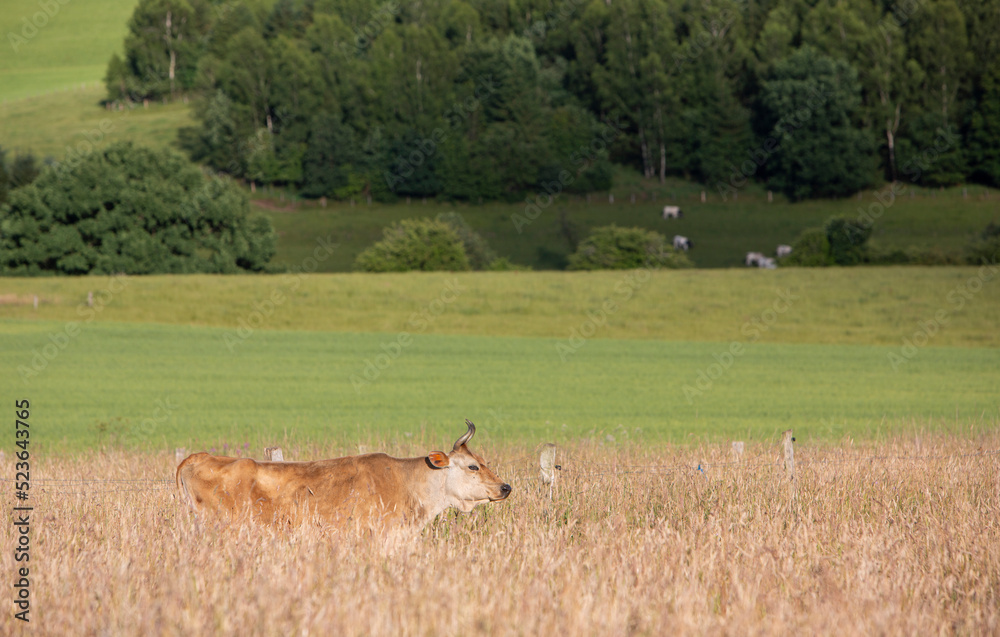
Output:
0 86 195 158
0 267 997 450
261 185 999 271
0 0 137 101
1 320 997 452
1 268 998 347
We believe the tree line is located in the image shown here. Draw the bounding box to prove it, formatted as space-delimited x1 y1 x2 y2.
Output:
105 0 1000 202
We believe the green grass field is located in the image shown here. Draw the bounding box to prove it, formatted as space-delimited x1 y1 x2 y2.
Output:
0 85 196 157
1 268 997 450
0 0 137 101
1 268 998 346
2 320 997 451
261 184 1000 271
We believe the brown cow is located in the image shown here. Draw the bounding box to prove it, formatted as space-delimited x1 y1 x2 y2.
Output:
175 420 511 530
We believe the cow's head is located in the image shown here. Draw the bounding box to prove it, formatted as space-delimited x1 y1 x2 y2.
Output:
427 420 512 512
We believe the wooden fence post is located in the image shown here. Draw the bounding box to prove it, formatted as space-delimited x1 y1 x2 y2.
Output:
265 447 284 462
782 430 795 481
732 441 744 460
175 448 187 465
540 443 557 500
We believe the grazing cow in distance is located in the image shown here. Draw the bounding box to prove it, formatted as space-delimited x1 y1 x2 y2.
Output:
745 251 764 267
759 257 777 269
776 244 793 258
673 235 692 250
662 205 683 219
176 420 511 531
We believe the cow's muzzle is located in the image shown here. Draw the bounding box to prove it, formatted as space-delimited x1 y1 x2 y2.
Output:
496 483 512 500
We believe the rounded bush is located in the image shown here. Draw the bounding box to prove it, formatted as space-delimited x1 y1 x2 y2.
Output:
0 142 275 275
354 218 471 272
782 228 833 267
567 225 693 270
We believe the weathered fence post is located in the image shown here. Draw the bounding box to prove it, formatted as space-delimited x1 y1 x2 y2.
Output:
540 443 557 500
782 430 795 481
732 441 744 460
700 190 706 203
175 448 187 465
87 291 94 307
265 447 284 462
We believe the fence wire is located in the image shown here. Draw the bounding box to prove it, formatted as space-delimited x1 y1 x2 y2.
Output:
1 447 995 498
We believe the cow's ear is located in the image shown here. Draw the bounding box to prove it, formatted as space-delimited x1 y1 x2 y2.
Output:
427 451 450 468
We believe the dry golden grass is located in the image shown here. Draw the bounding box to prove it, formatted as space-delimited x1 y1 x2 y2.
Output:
3 434 998 636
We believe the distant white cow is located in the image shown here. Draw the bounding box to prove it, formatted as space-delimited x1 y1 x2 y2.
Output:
673 235 692 250
776 244 793 258
662 205 683 219
745 251 764 267
758 257 777 269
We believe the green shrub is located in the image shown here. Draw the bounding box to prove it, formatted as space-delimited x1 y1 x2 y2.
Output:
0 142 275 275
567 225 693 270
825 217 872 265
354 218 471 272
436 212 498 270
966 223 1000 265
780 228 833 267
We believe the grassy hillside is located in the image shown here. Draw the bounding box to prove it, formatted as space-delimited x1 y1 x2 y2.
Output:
0 0 137 100
260 185 1000 271
1 268 998 347
0 85 195 157
2 320 997 450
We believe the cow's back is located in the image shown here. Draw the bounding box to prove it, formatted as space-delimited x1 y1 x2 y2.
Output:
176 453 281 522
176 452 429 527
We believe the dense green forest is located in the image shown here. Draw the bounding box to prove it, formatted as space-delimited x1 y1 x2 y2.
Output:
104 0 1000 203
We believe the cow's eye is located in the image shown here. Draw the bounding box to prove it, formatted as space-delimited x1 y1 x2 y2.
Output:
468 465 479 471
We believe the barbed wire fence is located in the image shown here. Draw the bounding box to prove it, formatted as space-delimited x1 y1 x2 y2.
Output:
3 431 998 505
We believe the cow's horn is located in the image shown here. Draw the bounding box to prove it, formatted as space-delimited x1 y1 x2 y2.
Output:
454 419 476 450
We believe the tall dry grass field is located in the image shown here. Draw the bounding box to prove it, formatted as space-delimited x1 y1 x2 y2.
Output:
2 434 998 636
